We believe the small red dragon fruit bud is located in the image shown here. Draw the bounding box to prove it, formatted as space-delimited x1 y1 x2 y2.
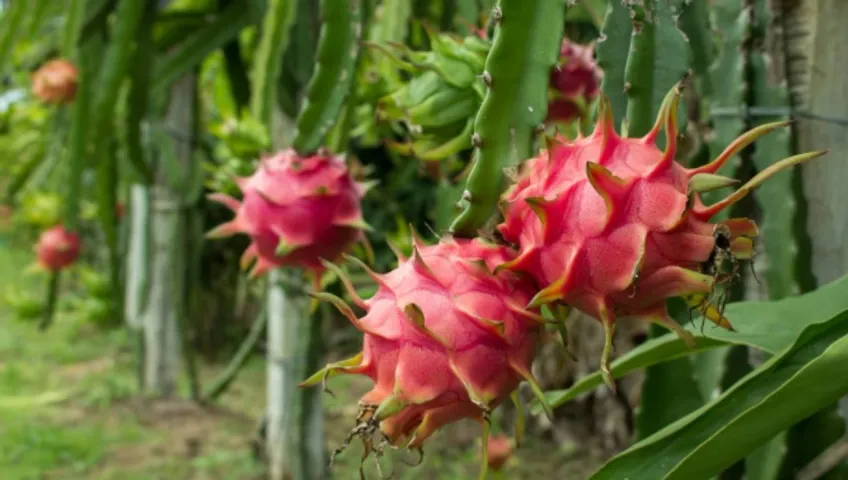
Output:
206 148 372 287
547 38 602 125
34 225 81 272
499 83 827 390
300 237 548 475
486 434 513 471
31 59 79 105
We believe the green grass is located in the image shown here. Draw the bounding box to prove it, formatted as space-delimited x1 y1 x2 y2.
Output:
0 239 591 479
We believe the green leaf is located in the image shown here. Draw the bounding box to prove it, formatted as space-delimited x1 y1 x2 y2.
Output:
590 310 848 480
541 274 848 411
636 304 705 439
746 432 786 480
692 347 730 402
635 349 704 439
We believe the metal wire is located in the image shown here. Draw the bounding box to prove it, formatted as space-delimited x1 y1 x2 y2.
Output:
710 107 848 127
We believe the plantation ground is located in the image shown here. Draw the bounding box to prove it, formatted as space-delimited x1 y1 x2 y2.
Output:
0 241 597 479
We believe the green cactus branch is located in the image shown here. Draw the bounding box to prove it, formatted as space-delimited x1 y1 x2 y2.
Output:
61 0 88 59
621 0 690 138
596 0 632 129
702 0 750 215
124 2 157 186
251 0 297 131
155 1 253 96
0 0 25 71
64 40 99 231
598 1 690 137
749 2 797 300
449 0 568 238
678 0 714 97
292 0 363 155
623 0 656 137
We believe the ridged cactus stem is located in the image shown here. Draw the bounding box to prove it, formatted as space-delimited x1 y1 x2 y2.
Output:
623 0 656 137
703 1 752 218
250 0 297 130
450 0 568 237
749 0 798 300
596 0 633 130
291 0 363 154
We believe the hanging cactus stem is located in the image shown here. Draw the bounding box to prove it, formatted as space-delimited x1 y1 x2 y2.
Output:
450 0 568 237
292 0 363 155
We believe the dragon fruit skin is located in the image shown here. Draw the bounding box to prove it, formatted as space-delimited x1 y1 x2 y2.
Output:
34 225 81 272
499 84 827 388
301 237 545 470
206 148 371 284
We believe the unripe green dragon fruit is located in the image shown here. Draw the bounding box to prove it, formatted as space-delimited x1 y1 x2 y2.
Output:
301 237 546 477
353 27 490 176
498 84 827 389
355 30 604 178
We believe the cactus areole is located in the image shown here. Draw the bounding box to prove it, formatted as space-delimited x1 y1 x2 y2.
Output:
301 238 547 474
35 225 81 271
498 83 827 389
206 148 371 285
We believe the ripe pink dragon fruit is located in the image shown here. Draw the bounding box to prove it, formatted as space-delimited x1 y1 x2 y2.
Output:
34 225 81 272
31 59 79 104
547 38 601 125
300 237 546 474
206 148 371 286
486 434 513 472
499 84 827 389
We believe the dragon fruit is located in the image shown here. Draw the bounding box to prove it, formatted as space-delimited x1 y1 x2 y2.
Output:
485 434 513 472
206 148 371 287
31 59 78 104
300 237 546 475
34 225 81 272
498 84 827 389
547 38 602 128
